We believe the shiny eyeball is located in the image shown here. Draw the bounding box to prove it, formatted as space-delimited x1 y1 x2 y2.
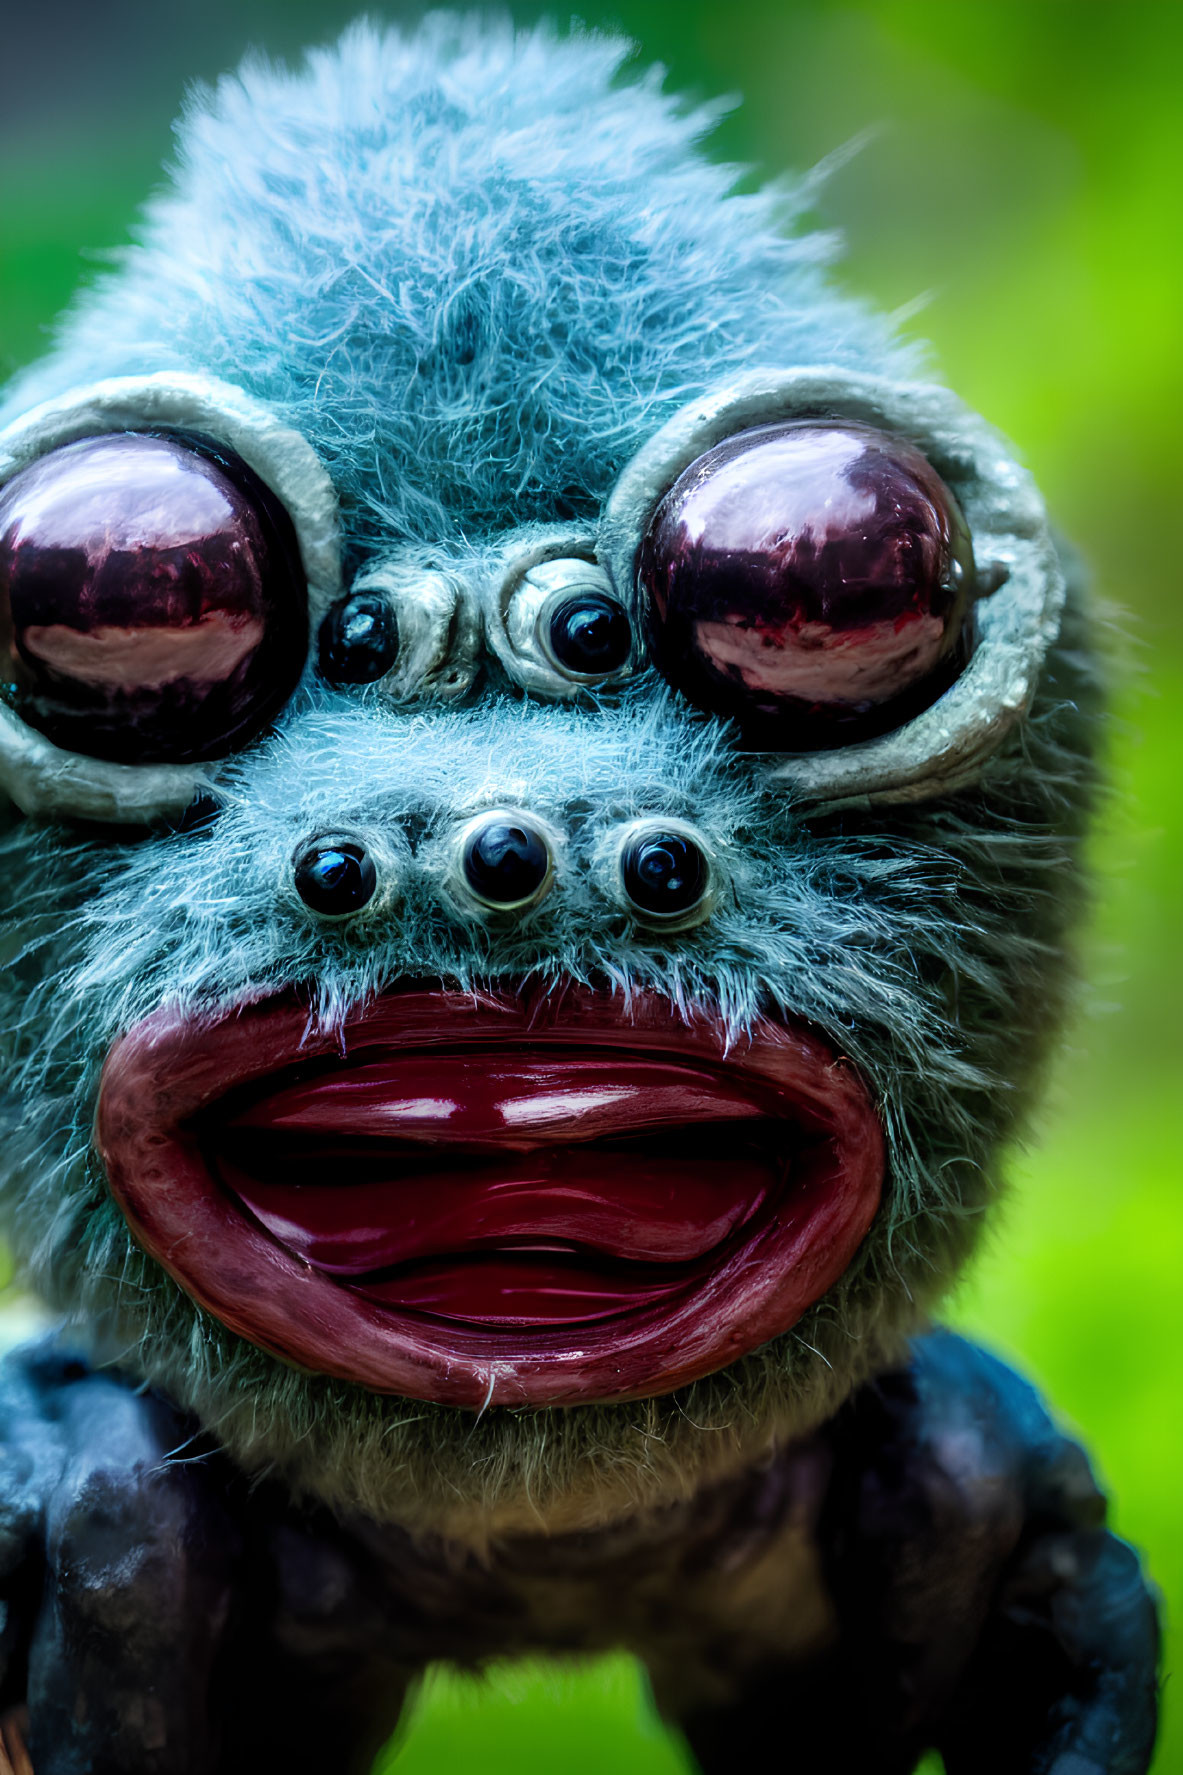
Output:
546 590 633 677
459 813 554 911
615 819 716 929
495 551 635 696
292 833 378 918
318 591 399 685
638 421 976 749
0 432 308 763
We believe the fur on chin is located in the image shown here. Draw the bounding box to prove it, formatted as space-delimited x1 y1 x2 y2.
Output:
67 1282 919 1541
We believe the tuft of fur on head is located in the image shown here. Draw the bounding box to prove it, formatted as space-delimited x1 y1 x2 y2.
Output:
0 16 910 543
0 18 1103 1536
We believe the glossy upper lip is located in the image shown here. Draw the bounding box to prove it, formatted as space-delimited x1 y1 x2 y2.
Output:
95 983 885 1409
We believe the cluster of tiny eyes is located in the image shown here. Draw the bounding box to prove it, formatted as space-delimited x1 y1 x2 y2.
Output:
319 586 633 687
292 820 711 926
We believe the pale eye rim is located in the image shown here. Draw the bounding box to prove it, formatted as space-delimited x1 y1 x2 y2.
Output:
0 371 342 824
484 530 638 701
446 806 560 917
535 581 636 685
607 815 721 934
599 367 1065 809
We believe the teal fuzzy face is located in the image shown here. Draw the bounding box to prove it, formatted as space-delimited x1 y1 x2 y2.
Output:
0 21 1100 1530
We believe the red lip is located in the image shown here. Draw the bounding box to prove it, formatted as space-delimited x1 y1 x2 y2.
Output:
95 985 884 1408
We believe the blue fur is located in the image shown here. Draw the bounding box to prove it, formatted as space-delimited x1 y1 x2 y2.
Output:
0 18 911 542
0 19 1101 1526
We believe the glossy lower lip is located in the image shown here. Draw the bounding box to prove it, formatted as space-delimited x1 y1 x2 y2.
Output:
95 985 884 1408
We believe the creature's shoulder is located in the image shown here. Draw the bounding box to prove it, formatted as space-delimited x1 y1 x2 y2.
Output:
0 1339 215 1530
824 1328 1108 1559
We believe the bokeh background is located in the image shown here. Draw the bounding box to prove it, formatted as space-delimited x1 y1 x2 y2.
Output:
1 0 1179 1768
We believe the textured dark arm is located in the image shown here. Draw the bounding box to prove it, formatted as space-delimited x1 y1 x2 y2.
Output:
875 1333 1159 1775
0 1341 412 1775
935 1346 1159 1774
0 1342 242 1775
676 1332 1158 1775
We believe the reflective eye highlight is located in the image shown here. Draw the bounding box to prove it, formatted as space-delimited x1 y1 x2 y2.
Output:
0 432 307 764
318 591 398 685
622 832 706 916
293 834 378 918
460 815 553 911
545 591 632 678
615 820 715 929
639 421 975 750
494 551 635 698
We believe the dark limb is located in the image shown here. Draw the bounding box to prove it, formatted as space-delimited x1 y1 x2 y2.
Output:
218 1511 413 1775
908 1336 1160 1775
664 1332 1158 1775
218 1658 409 1775
859 1333 1158 1774
669 1657 927 1775
0 1342 412 1775
20 1353 241 1775
937 1449 1158 1773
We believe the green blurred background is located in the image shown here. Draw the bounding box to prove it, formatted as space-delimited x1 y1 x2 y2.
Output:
1 0 1179 1767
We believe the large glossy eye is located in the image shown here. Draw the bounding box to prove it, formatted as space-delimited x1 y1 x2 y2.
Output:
0 432 308 764
638 422 975 749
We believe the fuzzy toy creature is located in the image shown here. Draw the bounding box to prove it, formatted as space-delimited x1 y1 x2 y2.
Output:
0 18 1159 1774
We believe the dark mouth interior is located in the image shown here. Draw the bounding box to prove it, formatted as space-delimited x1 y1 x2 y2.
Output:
196 1045 811 1327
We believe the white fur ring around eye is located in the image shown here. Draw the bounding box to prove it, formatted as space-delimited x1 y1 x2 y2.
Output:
489 540 637 699
611 818 719 933
287 827 404 924
528 562 634 683
340 562 480 703
293 832 378 918
450 810 558 914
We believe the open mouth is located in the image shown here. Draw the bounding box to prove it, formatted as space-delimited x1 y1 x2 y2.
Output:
95 984 884 1408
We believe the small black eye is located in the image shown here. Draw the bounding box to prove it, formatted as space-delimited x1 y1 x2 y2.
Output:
621 830 709 920
318 592 399 685
462 816 552 909
293 833 377 917
547 593 632 676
